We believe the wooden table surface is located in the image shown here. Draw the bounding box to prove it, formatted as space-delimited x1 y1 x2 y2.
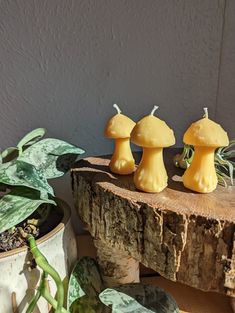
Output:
73 149 235 221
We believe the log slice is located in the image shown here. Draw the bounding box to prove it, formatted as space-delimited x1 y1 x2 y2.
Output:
71 149 235 297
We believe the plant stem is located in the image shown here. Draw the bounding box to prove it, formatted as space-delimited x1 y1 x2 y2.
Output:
42 288 69 313
26 271 47 313
27 234 65 313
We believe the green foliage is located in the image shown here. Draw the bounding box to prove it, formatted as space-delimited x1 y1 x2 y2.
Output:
0 160 54 196
173 145 194 169
67 257 106 313
0 188 56 234
17 128 46 152
215 140 235 186
67 257 179 313
0 128 84 233
100 284 179 313
18 138 85 179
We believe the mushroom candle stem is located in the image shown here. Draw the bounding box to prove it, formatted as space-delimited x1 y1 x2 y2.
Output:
105 104 135 175
182 108 229 193
110 138 134 174
183 146 217 193
134 147 167 192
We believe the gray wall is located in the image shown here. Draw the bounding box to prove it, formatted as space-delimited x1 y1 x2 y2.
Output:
0 0 234 228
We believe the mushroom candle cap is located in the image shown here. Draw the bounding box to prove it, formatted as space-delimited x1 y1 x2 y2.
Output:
184 117 229 147
131 115 175 148
105 113 136 139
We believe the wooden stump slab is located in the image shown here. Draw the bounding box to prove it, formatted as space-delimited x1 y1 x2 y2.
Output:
72 149 235 297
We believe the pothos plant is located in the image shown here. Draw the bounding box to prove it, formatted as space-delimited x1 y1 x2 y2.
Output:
173 140 235 186
0 128 84 312
66 257 180 313
26 243 180 313
0 129 179 313
0 128 84 234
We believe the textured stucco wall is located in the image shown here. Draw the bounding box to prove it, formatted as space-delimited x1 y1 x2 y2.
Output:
0 0 234 224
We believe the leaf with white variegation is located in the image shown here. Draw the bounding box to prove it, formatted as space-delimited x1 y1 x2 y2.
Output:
18 138 85 179
99 284 180 313
0 160 54 196
0 187 56 233
67 257 106 313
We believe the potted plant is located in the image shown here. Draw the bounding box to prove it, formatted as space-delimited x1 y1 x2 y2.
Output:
0 128 84 313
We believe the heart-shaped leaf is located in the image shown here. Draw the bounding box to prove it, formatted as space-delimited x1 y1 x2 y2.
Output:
0 187 56 233
19 138 85 179
0 160 54 196
67 257 106 313
99 283 179 313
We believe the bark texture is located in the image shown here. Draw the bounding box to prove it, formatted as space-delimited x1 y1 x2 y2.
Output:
94 238 139 287
72 151 235 297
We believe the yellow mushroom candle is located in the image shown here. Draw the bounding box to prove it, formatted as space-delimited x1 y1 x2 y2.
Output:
183 108 229 193
105 104 135 175
131 106 175 192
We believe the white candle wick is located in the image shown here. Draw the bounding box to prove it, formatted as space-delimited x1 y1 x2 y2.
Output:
150 105 159 116
203 107 208 118
113 103 121 114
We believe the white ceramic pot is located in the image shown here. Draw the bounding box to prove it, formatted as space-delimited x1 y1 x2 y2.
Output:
0 199 77 313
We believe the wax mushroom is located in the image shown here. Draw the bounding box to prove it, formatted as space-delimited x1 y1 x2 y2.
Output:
131 106 175 192
105 104 135 175
182 108 229 193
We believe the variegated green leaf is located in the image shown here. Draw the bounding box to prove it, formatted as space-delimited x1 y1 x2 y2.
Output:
19 138 85 179
0 187 56 232
67 257 105 313
17 128 46 151
99 284 179 313
69 296 106 313
0 160 54 196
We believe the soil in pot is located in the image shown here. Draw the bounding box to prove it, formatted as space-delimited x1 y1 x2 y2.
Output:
0 204 63 252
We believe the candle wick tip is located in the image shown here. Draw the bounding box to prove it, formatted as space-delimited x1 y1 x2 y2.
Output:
151 105 159 116
203 107 208 118
113 103 121 114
